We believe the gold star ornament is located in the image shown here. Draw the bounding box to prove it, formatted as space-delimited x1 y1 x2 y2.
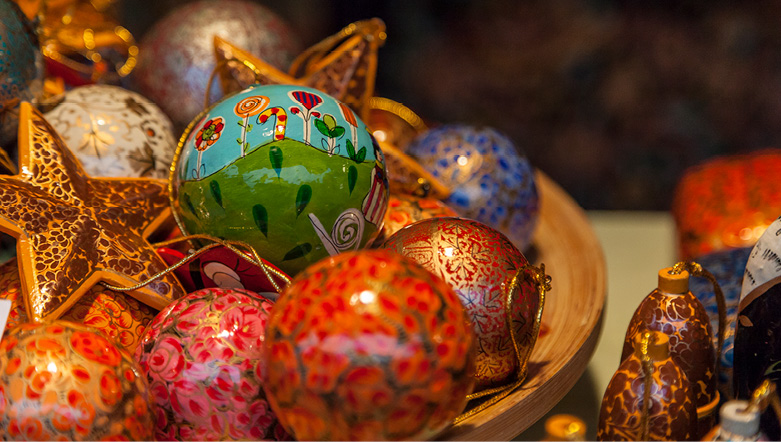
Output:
0 102 184 322
213 18 386 122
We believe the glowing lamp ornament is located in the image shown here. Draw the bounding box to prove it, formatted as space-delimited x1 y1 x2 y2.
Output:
406 125 540 250
44 84 177 178
132 0 299 130
261 249 476 440
382 217 546 392
170 84 389 276
0 321 155 441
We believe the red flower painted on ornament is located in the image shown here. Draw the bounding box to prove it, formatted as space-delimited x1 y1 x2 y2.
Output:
192 116 225 179
148 336 185 382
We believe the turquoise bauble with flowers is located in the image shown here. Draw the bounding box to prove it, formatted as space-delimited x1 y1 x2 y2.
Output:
170 84 389 276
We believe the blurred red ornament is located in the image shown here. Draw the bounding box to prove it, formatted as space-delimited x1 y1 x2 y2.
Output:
262 249 476 440
673 148 781 259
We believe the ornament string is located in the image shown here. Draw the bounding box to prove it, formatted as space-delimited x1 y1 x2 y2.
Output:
747 379 781 425
671 260 727 399
101 234 290 294
453 263 550 424
639 331 654 442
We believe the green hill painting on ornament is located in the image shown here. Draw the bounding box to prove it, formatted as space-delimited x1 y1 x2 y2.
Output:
170 84 389 276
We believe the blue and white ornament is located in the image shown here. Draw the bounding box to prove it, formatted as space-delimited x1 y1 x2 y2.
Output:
406 125 539 249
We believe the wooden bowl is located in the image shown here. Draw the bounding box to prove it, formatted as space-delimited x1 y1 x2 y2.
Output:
438 171 607 440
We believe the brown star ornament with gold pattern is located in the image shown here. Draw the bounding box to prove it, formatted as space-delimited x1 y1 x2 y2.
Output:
0 102 184 322
213 18 386 122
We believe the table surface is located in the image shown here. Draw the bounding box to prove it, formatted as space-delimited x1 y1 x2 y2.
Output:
517 210 676 441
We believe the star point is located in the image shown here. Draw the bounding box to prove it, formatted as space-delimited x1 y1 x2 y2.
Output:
0 102 184 322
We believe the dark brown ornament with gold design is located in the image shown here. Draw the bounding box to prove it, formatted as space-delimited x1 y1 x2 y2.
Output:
598 331 697 441
621 266 721 438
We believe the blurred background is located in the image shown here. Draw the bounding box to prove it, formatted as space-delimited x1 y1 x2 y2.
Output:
122 0 781 211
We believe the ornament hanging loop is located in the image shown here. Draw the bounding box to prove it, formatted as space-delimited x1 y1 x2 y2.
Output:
672 260 727 398
453 262 550 424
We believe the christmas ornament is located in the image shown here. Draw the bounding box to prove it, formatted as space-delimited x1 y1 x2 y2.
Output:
157 245 289 298
214 18 385 122
406 125 539 250
0 102 184 322
374 193 457 244
673 149 781 259
598 331 697 441
0 320 155 441
34 0 138 87
621 265 721 436
170 84 389 276
0 0 43 146
0 257 157 353
262 249 476 440
132 0 299 130
735 217 781 439
689 246 752 398
382 217 545 391
134 287 285 441
44 84 176 178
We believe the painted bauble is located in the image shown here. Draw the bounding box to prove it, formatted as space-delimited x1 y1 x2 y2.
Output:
171 84 390 276
0 257 158 353
134 287 286 441
374 193 458 244
44 85 177 178
131 0 299 130
0 321 155 440
0 0 43 146
382 217 542 391
406 125 539 250
262 249 476 440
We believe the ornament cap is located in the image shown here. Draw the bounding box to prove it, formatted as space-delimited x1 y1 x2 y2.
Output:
658 267 689 294
720 400 760 437
633 330 670 361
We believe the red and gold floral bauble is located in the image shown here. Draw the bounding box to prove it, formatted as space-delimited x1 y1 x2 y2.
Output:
0 320 155 441
262 249 476 440
133 287 287 441
0 258 157 353
383 217 542 391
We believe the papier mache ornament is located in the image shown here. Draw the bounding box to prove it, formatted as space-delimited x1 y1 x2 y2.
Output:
0 257 157 353
0 102 184 322
134 287 287 441
734 216 781 439
673 149 781 260
382 217 548 399
43 84 177 178
405 125 540 250
0 321 155 441
598 331 697 441
133 0 300 130
620 264 724 437
261 249 476 441
169 84 389 277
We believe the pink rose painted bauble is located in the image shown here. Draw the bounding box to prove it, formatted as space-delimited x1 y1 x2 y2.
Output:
0 257 158 353
0 321 155 441
262 249 476 441
131 0 299 130
133 287 287 441
382 217 542 391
